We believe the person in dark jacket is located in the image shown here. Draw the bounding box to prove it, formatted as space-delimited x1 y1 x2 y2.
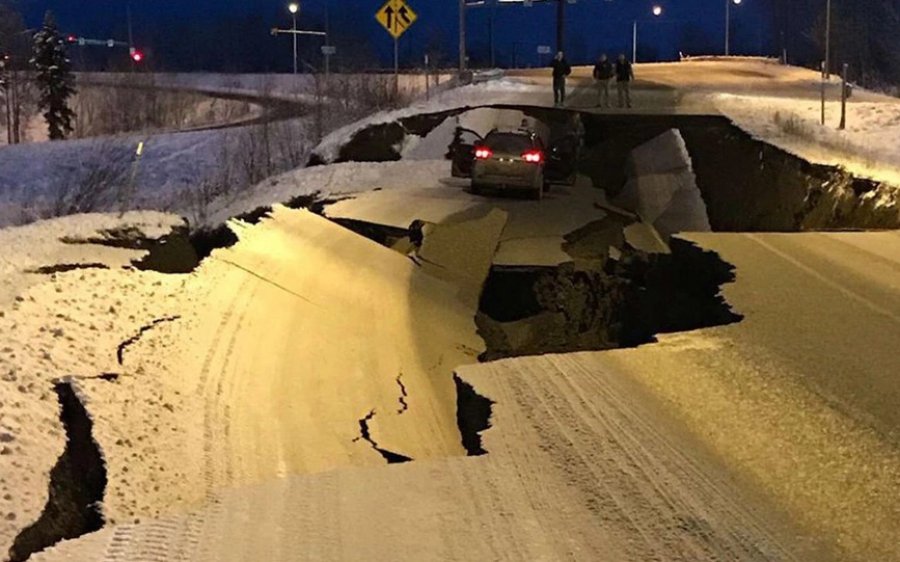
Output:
551 51 572 107
615 54 635 108
592 54 614 108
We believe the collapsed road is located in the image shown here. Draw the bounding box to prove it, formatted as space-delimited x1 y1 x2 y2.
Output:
1 80 899 562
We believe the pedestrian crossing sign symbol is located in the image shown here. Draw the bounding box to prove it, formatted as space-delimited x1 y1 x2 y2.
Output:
376 0 418 40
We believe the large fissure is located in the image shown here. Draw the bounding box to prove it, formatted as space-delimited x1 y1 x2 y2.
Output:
116 315 182 365
25 263 111 275
8 381 107 562
454 374 495 457
60 226 200 274
353 410 413 464
395 374 409 415
477 239 742 361
188 192 337 261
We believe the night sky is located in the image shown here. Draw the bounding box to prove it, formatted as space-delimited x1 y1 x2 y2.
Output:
17 0 788 71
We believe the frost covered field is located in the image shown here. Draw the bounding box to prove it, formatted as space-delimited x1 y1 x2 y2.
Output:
0 72 452 228
0 77 535 229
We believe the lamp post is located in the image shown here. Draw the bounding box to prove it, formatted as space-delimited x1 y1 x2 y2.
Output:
633 5 663 64
725 0 742 56
288 2 299 75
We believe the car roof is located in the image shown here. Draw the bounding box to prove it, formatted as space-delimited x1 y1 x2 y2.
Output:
489 127 532 135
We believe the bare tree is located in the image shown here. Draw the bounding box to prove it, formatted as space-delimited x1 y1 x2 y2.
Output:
0 1 33 145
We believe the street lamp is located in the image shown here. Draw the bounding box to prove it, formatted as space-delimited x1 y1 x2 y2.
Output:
634 5 663 63
725 0 742 56
288 2 299 75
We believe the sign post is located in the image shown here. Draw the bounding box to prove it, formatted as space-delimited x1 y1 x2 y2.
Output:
820 61 826 126
376 0 418 98
839 63 849 131
321 45 336 84
537 45 551 67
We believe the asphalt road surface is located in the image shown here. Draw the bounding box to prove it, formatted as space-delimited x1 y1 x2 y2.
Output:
30 223 900 562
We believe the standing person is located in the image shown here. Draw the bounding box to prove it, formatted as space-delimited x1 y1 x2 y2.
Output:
592 54 614 108
615 54 635 109
551 51 571 107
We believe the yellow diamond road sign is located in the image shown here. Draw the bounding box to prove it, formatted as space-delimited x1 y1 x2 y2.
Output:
376 0 418 40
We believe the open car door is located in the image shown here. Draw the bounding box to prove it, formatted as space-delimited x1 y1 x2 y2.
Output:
545 133 580 186
449 127 484 178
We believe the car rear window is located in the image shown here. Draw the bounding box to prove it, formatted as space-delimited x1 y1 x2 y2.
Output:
485 133 533 153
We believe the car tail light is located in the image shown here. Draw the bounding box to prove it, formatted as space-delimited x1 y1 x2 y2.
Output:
522 149 544 164
475 146 493 160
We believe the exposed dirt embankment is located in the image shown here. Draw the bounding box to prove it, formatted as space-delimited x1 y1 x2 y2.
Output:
477 238 741 361
578 113 900 231
678 124 900 231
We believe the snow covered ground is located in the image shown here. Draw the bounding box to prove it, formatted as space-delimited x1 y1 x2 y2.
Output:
712 93 900 186
638 59 900 187
0 211 189 556
0 211 186 307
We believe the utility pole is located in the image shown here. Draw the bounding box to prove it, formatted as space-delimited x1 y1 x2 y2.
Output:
289 3 299 75
556 0 565 53
271 7 325 76
824 0 832 78
725 0 730 56
633 21 638 63
324 0 330 83
489 0 495 68
459 0 466 74
127 2 135 72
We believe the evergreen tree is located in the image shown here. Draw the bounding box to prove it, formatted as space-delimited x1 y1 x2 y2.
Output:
30 11 75 140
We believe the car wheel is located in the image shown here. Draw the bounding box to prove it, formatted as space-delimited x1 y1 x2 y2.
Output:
470 182 483 195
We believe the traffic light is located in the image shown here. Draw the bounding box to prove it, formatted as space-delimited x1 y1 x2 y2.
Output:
129 48 144 63
66 34 78 44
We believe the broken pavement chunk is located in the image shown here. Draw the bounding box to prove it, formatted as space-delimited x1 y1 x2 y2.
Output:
413 207 508 308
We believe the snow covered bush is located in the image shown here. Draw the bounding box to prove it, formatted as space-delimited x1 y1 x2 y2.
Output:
52 139 132 216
